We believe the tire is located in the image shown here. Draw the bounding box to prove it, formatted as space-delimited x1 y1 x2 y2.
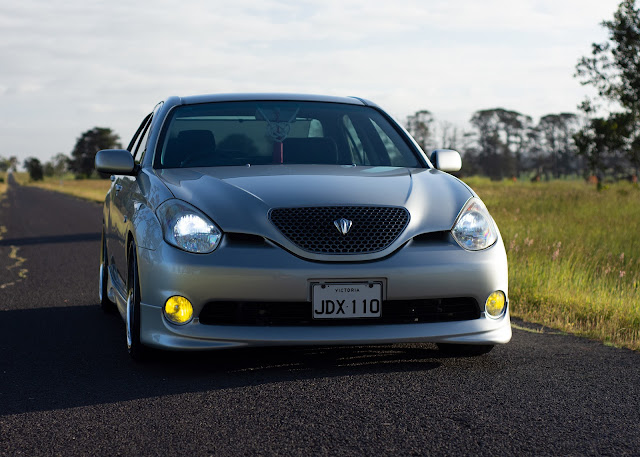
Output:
437 343 494 357
99 229 117 313
126 241 149 362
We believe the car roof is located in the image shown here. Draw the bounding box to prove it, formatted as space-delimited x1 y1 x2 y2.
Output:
173 93 375 107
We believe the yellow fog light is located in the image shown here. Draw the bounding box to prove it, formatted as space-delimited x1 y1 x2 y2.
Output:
485 291 506 318
164 296 193 325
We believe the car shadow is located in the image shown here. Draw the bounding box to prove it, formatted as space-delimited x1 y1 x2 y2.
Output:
0 304 456 416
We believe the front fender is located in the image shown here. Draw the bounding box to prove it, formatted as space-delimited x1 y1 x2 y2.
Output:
130 203 163 251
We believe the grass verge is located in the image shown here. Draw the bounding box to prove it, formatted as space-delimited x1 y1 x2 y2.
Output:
0 171 6 196
465 177 640 351
17 174 110 202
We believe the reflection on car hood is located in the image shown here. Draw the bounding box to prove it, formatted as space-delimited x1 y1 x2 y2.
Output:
154 165 473 239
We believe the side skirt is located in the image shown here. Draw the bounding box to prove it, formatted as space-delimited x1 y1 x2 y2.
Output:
107 264 128 321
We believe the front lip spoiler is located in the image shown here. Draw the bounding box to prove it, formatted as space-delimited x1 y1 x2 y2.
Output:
139 302 512 350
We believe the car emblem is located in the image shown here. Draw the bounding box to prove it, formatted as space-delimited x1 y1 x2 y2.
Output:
334 218 353 235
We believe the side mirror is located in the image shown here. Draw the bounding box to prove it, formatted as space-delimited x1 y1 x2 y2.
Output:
95 149 136 175
430 149 461 172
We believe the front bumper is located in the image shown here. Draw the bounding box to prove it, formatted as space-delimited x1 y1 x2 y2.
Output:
135 235 511 350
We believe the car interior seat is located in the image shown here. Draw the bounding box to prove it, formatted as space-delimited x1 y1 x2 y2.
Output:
163 130 216 167
282 137 339 164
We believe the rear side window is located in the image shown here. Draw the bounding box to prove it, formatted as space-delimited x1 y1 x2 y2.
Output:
154 101 421 168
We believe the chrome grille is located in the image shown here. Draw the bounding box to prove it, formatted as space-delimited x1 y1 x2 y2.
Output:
269 206 410 254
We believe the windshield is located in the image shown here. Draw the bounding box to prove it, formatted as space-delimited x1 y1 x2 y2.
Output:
154 101 422 168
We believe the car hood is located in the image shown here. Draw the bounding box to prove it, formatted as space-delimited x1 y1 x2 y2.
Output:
154 165 473 260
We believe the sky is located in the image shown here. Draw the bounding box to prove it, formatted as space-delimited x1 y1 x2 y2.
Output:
0 0 623 163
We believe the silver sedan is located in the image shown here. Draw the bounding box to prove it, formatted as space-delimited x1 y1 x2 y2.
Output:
96 93 510 361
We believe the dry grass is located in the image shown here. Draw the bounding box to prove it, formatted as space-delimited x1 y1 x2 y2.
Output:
465 177 640 351
0 171 6 196
19 174 110 202
11 172 30 186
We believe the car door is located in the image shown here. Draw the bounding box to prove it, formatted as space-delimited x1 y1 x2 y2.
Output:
108 113 152 288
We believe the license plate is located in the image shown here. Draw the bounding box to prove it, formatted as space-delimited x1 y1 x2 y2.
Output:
312 282 382 319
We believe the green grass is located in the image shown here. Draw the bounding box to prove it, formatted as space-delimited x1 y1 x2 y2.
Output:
465 177 640 350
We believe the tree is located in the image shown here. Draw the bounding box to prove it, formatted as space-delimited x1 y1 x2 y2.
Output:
538 113 580 177
0 156 10 172
70 127 121 178
469 109 501 179
23 157 44 181
499 109 533 178
43 161 55 177
524 125 545 177
51 153 70 176
575 113 634 185
406 110 434 152
575 0 640 179
8 156 18 172
438 121 461 150
44 154 70 178
469 108 530 180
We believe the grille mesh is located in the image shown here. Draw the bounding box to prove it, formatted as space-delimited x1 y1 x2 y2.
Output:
269 206 409 254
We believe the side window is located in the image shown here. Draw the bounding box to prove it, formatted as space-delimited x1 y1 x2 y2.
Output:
126 112 153 157
133 118 152 162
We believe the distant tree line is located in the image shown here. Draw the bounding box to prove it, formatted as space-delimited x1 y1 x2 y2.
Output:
1 127 122 182
406 0 640 185
406 108 582 181
12 153 72 182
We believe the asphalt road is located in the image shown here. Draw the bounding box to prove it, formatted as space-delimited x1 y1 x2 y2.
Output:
0 176 639 456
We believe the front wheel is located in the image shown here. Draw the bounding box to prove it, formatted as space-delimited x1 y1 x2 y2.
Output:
126 242 149 361
437 343 494 357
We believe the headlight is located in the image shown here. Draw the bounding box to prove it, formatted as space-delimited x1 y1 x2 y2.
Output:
156 199 222 253
451 197 498 251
